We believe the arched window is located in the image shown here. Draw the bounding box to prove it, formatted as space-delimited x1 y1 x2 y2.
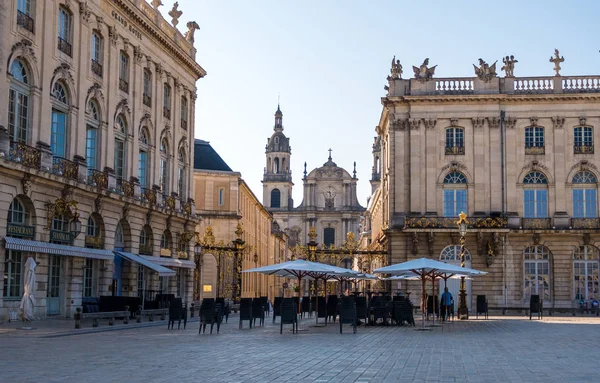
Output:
523 171 548 218
143 69 152 106
114 115 127 179
51 82 69 158
86 215 99 237
573 245 599 302
139 226 152 255
91 31 103 77
86 100 100 171
443 172 467 217
445 127 465 155
573 171 597 218
160 230 171 257
9 59 31 143
178 147 186 200
8 198 28 227
138 128 150 188
159 138 169 194
271 188 281 208
440 245 471 261
323 227 335 247
524 245 551 301
274 157 280 173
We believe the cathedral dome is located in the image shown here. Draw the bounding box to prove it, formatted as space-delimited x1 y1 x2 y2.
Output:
266 131 290 153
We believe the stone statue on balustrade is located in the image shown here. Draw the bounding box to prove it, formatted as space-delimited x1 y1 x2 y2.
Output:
184 21 200 43
549 49 564 76
168 2 183 27
501 55 518 78
389 55 402 79
151 0 163 10
412 58 437 82
473 58 497 82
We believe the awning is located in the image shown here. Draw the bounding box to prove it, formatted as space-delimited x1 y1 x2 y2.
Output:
114 251 176 277
140 255 195 269
3 237 114 261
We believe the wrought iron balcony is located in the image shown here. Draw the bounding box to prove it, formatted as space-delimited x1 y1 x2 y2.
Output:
8 141 41 169
17 11 35 33
91 59 103 77
163 107 171 120
119 78 129 93
141 187 157 205
116 178 135 198
87 169 108 189
445 146 465 155
58 37 72 57
522 218 551 229
52 156 79 181
525 145 545 155
143 94 152 107
574 145 594 154
571 218 600 229
404 216 508 229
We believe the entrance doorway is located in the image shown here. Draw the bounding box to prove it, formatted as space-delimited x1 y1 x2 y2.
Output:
47 255 62 315
438 245 472 313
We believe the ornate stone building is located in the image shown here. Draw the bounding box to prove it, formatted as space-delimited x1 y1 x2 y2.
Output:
263 106 365 263
0 0 204 319
369 53 600 312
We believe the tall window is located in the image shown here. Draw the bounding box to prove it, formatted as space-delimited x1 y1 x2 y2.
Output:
138 129 149 188
119 51 129 93
525 127 545 154
180 97 188 130
163 84 171 119
91 32 103 77
86 215 99 237
83 258 97 298
115 222 124 249
3 250 23 298
159 139 169 194
9 60 31 143
324 227 335 247
114 115 127 179
58 7 72 56
143 69 152 107
177 148 186 200
523 171 548 218
445 128 465 155
17 0 34 33
443 172 467 217
573 171 597 218
8 198 28 227
86 101 100 170
140 227 151 255
573 246 599 302
51 82 69 158
271 188 281 208
137 264 145 298
524 245 551 302
574 126 594 154
218 188 224 206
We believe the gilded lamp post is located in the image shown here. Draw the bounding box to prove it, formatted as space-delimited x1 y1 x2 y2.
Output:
456 212 469 320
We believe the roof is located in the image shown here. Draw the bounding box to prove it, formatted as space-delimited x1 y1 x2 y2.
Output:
194 139 233 171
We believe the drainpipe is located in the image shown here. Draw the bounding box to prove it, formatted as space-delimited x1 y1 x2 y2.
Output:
501 110 508 313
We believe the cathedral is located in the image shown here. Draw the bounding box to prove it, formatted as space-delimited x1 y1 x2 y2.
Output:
262 106 365 263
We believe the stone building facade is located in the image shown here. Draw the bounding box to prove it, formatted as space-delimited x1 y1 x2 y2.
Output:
369 54 600 312
0 0 204 319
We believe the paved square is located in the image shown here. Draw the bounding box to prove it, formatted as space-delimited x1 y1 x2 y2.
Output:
2 315 599 382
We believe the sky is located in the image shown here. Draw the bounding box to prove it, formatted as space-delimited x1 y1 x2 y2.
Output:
163 0 600 207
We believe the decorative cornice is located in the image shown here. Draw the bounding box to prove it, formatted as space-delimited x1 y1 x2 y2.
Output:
472 117 485 129
409 119 420 130
487 116 500 129
505 117 516 129
423 118 437 129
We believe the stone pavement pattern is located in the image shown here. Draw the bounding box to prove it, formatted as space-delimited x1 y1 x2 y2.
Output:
2 315 600 382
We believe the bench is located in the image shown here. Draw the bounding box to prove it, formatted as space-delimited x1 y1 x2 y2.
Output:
136 307 168 323
75 308 130 328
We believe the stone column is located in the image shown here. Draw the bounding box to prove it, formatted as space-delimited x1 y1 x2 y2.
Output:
74 155 87 183
0 125 9 156
409 119 422 213
36 141 53 171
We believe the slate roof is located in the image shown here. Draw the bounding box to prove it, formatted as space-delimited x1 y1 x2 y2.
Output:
193 139 233 171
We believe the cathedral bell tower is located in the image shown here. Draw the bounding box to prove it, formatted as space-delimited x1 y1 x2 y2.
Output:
263 105 294 210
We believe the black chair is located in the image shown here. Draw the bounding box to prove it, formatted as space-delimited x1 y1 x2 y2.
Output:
426 295 440 320
529 295 543 320
239 298 253 329
252 298 265 327
393 300 415 326
339 296 357 334
316 296 327 323
355 296 368 325
280 298 298 334
327 295 338 323
272 297 283 324
199 299 220 334
168 298 187 329
261 296 269 317
215 298 229 324
476 295 489 319
301 297 311 318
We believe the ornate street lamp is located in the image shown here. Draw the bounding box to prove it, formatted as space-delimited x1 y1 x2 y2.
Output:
456 211 469 320
307 226 319 296
69 214 82 243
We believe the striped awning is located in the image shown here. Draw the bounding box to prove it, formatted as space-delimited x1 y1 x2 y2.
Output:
3 237 114 261
140 255 195 269
114 251 176 277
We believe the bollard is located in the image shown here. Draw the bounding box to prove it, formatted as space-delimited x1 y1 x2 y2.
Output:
137 305 142 323
74 308 82 329
124 305 129 324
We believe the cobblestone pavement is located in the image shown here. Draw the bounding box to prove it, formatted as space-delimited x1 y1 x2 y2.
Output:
2 315 600 382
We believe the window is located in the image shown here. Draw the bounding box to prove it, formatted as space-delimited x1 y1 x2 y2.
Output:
3 250 23 298
58 7 72 56
218 188 224 206
91 32 103 77
137 264 145 298
51 82 69 158
8 198 28 227
119 51 129 93
86 215 99 237
573 246 599 302
440 245 472 261
572 171 597 218
525 127 545 154
523 245 551 302
178 148 186 200
445 128 465 155
115 223 124 247
8 60 31 143
523 171 548 218
574 126 594 154
160 139 169 194
161 232 169 249
86 101 100 171
143 70 152 107
271 188 281 208
443 172 467 217
140 227 151 255
163 84 171 119
180 97 188 130
114 115 127 179
138 129 149 188
17 0 35 33
83 258 97 298
324 228 335 247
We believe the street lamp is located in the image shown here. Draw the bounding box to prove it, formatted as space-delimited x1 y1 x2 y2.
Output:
456 211 469 320
69 214 82 243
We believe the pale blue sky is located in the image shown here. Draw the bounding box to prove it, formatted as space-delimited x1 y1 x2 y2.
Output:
168 0 600 206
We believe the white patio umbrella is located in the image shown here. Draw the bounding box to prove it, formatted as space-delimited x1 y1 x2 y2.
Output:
19 257 37 322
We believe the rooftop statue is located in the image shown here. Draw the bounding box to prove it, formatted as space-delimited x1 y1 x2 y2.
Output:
184 21 200 43
151 0 163 10
549 49 564 76
390 55 402 79
168 2 183 27
473 58 497 82
412 58 437 82
501 55 518 77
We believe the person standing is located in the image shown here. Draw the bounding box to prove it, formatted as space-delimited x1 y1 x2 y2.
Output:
441 287 453 321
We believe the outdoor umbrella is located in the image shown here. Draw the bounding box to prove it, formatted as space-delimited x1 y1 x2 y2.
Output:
19 257 37 322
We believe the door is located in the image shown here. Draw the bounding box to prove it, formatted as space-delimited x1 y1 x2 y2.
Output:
47 255 62 315
439 245 472 313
